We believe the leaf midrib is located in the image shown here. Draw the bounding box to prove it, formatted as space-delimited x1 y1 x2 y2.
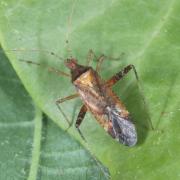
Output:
27 107 42 180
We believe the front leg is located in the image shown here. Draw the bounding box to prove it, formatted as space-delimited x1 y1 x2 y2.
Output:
85 49 105 73
75 105 87 141
86 49 122 73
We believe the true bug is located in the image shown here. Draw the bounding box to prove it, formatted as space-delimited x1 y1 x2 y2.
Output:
54 50 138 147
3 0 143 147
8 48 141 146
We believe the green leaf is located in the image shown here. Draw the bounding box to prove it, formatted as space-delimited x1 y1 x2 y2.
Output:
0 49 109 180
0 0 180 179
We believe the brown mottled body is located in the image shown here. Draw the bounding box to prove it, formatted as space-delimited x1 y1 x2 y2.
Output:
74 68 128 133
19 54 138 146
66 59 137 146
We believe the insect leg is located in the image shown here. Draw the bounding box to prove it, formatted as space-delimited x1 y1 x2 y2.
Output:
105 64 138 87
96 54 124 73
86 49 97 66
86 49 123 73
75 105 87 141
106 64 154 130
48 66 70 77
95 55 106 73
86 49 105 73
75 105 110 179
56 94 79 128
96 53 124 73
20 59 70 77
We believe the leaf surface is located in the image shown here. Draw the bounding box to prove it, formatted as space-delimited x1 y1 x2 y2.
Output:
0 0 180 179
0 49 109 180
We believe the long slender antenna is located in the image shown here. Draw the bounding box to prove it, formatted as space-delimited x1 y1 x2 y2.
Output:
4 48 65 61
66 0 77 41
65 0 77 57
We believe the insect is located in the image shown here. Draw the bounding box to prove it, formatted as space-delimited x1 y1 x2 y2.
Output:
3 0 142 147
54 51 138 147
9 48 139 147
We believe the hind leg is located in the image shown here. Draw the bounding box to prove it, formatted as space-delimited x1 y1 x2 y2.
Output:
106 64 154 130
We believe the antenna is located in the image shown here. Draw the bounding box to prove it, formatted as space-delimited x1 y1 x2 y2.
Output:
65 0 77 57
4 48 65 62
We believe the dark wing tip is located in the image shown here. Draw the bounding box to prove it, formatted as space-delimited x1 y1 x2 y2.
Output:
111 111 137 147
117 125 137 147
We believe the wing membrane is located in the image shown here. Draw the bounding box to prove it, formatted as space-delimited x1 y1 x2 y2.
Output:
107 107 137 146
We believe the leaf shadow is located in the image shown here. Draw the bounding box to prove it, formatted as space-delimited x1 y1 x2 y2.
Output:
156 74 178 129
112 80 150 145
